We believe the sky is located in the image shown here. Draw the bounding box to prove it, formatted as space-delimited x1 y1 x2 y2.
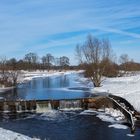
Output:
0 0 140 65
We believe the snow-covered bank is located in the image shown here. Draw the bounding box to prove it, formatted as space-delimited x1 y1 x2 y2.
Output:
93 74 140 112
0 128 39 140
0 86 15 93
20 70 83 83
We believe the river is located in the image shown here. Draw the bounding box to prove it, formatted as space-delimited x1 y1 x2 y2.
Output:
0 72 140 140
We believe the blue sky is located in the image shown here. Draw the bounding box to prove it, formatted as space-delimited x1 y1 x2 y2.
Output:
0 0 140 65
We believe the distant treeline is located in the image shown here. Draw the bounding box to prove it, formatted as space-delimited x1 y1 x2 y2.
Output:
0 53 78 71
0 52 140 72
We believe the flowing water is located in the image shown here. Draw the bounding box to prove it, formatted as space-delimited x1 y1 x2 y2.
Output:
0 73 91 100
0 73 140 140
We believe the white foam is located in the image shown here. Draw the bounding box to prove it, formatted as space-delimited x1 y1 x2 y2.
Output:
80 110 99 115
127 134 135 137
81 108 125 124
97 114 116 123
59 108 82 111
108 124 128 129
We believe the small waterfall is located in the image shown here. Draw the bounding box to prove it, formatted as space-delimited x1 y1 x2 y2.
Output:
3 102 9 112
24 101 27 111
59 100 82 110
36 101 52 113
0 99 84 113
15 102 22 112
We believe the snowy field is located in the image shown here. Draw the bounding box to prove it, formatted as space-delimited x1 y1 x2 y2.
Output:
93 74 140 112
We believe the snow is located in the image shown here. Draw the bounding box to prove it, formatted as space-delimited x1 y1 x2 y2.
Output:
21 70 83 83
80 108 125 123
108 124 128 129
97 114 117 123
0 128 40 140
104 108 124 120
93 74 140 112
96 108 125 123
127 134 135 137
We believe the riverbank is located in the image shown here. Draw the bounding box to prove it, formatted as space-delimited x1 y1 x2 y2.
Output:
93 73 140 112
20 70 83 83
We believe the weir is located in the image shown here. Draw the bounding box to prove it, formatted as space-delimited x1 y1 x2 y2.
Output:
108 94 136 133
0 95 136 132
36 101 52 113
59 100 82 110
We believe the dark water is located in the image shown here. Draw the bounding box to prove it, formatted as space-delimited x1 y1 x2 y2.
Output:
0 73 140 140
0 110 140 140
0 73 91 100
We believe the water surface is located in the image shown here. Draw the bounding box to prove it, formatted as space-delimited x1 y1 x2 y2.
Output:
0 110 140 140
0 73 91 100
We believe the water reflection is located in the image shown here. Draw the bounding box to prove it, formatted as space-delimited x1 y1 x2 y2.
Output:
42 77 51 88
59 75 69 88
0 74 91 100
42 75 70 88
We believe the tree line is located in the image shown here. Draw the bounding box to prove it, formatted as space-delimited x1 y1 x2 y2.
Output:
0 53 70 71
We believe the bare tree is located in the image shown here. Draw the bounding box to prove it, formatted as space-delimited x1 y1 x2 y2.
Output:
24 53 38 70
9 71 20 86
54 57 60 66
24 53 38 63
119 54 129 64
75 44 83 64
0 56 7 75
60 56 70 70
0 57 20 87
119 54 129 74
42 53 54 71
7 58 17 70
75 35 116 87
0 57 8 85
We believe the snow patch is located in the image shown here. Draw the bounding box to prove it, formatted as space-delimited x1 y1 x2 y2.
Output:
81 108 125 123
108 124 128 129
0 128 40 140
127 134 135 137
21 70 83 83
97 114 116 123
